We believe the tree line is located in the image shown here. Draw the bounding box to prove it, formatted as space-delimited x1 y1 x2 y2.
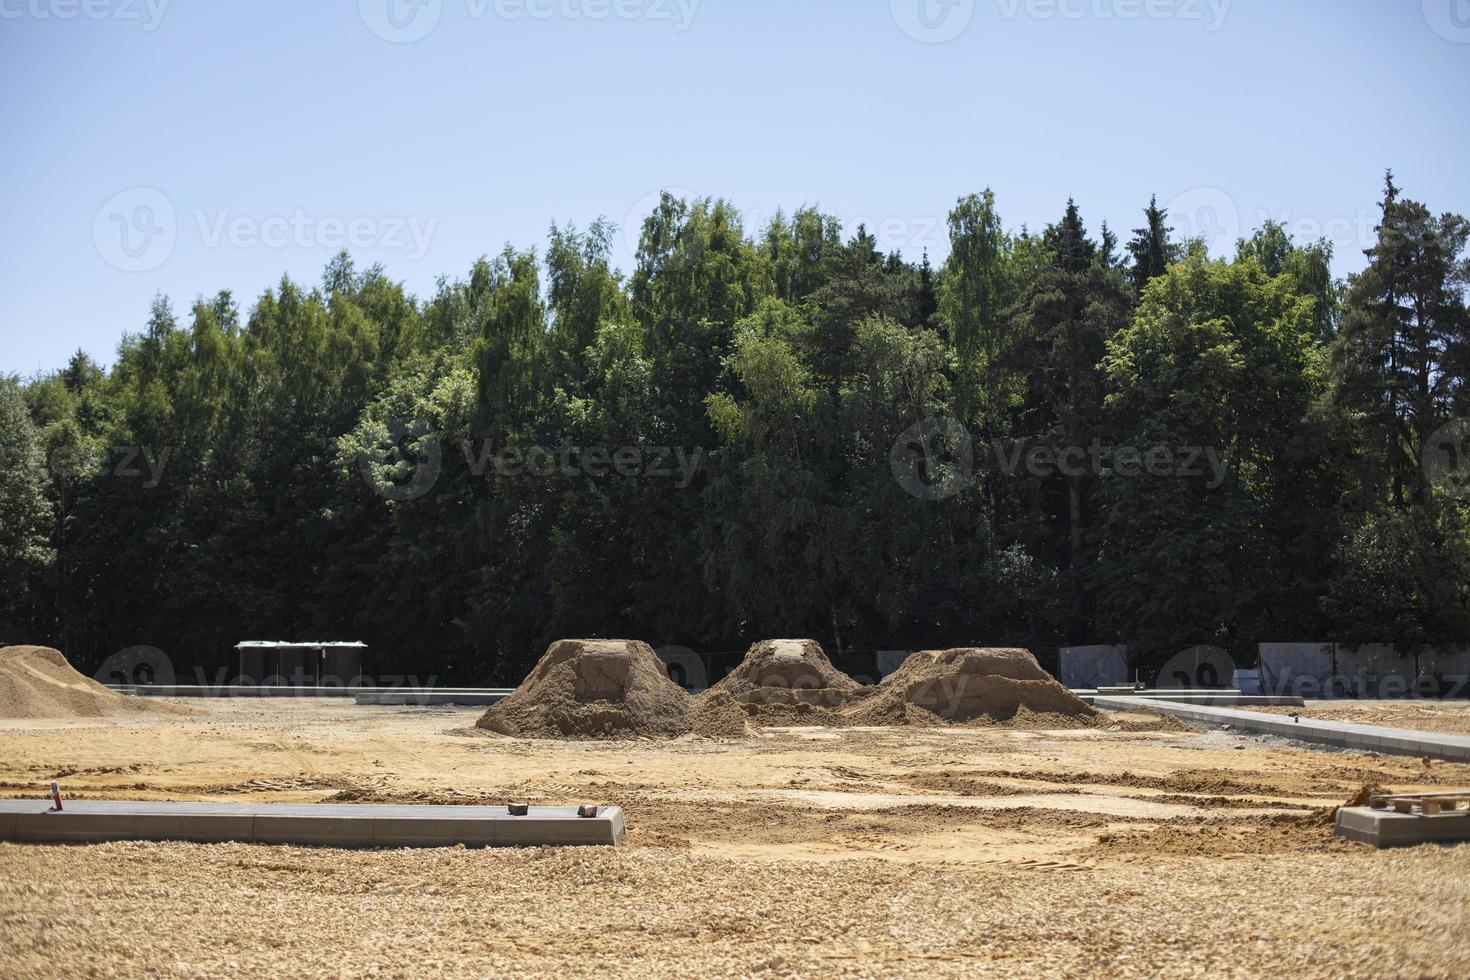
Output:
2 174 1467 684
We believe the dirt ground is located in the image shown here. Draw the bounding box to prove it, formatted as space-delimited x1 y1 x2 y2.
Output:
1242 700 1470 737
3 699 1470 977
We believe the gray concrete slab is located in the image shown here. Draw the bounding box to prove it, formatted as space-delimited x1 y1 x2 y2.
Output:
1094 696 1470 763
353 692 510 707
0 801 625 848
1335 807 1470 848
1074 691 1304 707
111 685 515 701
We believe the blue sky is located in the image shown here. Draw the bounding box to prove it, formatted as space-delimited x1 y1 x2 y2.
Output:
2 0 1467 374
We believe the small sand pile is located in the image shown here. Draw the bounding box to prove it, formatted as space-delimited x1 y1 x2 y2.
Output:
0 645 179 720
704 640 865 709
688 690 750 739
856 648 1096 724
477 640 693 739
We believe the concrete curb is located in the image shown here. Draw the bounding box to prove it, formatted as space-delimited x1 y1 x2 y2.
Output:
1095 697 1470 763
0 801 626 848
1335 807 1470 848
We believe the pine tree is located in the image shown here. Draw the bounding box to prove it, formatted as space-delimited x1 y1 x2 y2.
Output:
1127 195 1180 291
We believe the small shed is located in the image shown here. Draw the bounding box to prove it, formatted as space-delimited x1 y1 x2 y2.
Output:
235 641 367 686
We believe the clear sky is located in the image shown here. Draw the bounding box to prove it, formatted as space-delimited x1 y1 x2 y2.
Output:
2 0 1467 374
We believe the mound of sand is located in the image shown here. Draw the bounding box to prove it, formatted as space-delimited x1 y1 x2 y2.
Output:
0 645 182 720
857 648 1096 724
477 640 693 739
704 639 865 709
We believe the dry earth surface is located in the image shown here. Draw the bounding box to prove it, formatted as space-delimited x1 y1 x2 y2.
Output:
1241 700 1470 737
3 698 1470 977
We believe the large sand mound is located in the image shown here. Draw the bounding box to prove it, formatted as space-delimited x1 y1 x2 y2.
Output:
704 639 865 709
0 645 182 720
859 648 1096 723
477 640 693 739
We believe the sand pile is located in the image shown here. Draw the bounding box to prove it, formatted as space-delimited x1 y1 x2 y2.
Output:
0 645 178 720
856 648 1096 724
477 640 694 739
704 639 865 709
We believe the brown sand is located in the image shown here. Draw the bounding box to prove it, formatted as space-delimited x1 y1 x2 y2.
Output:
858 648 1096 723
703 639 865 709
0 646 187 720
1243 701 1470 737
4 698 1470 976
476 639 692 739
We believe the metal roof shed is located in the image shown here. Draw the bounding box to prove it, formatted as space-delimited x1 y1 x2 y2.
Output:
235 641 368 687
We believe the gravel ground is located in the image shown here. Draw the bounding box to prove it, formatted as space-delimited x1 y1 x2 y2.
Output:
1242 702 1470 737
3 842 1469 978
3 700 1470 976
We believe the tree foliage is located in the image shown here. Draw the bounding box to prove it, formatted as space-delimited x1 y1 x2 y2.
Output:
8 180 1468 682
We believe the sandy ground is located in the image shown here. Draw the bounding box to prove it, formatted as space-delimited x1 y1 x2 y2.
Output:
3 698 1470 977
1242 700 1470 737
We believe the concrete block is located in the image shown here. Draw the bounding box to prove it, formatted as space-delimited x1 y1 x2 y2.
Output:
0 801 627 849
13 808 140 844
1258 643 1333 696
495 806 626 847
1059 646 1128 689
1336 807 1470 848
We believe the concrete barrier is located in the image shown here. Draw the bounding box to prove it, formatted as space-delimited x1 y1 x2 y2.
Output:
0 801 626 848
1258 643 1334 697
1059 645 1128 689
1094 696 1470 763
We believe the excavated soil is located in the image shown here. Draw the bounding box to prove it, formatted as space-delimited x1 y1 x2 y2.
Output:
477 640 692 739
5 698 1470 976
0 646 188 720
856 648 1096 723
704 639 865 708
